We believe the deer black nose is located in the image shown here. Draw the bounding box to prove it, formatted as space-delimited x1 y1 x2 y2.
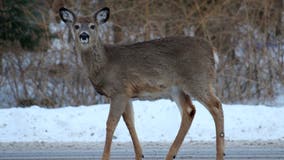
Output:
79 32 89 44
80 32 89 40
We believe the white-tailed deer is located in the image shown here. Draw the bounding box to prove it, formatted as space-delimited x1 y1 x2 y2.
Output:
59 7 224 160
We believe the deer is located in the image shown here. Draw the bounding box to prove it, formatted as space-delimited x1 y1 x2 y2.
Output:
59 7 225 160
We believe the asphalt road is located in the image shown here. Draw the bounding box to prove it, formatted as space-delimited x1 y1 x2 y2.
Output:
1 141 284 160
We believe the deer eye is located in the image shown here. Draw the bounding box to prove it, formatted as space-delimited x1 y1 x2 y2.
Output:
90 24 95 30
74 24 80 30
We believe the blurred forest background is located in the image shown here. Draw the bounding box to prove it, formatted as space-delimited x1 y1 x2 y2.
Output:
0 0 283 108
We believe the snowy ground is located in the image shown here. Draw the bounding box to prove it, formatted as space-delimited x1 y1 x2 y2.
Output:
0 99 284 143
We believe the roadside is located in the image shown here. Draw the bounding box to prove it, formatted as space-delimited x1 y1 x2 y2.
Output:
1 140 284 151
1 141 284 160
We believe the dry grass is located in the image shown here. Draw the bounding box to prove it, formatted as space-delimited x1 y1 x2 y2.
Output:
0 0 283 107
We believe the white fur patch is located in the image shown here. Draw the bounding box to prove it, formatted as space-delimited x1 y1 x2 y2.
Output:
186 107 192 114
80 38 89 44
213 48 219 69
96 10 108 23
62 10 75 22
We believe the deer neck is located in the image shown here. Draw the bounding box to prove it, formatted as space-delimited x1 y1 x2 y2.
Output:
78 40 107 77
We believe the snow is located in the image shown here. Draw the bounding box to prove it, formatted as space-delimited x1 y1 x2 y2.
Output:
0 99 284 142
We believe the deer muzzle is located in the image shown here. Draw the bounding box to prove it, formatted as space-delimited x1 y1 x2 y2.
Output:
79 32 89 44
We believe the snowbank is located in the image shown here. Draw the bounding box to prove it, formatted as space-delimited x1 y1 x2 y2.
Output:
0 100 283 142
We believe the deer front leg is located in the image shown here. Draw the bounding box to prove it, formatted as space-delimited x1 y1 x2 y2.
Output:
123 101 144 160
102 94 129 160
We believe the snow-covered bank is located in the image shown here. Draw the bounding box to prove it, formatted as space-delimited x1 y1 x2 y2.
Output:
0 100 283 142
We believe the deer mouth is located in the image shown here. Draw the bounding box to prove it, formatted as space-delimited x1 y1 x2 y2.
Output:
80 38 89 44
79 32 89 44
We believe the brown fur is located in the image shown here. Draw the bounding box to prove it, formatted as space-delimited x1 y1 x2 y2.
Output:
59 7 224 160
87 37 216 99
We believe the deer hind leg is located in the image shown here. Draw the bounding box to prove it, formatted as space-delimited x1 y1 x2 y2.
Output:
122 101 144 160
166 90 196 160
196 87 225 160
102 94 128 160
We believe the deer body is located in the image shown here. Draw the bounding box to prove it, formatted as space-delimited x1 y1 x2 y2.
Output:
60 7 224 160
86 37 215 100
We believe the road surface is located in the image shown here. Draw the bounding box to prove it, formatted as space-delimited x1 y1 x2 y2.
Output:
1 141 284 160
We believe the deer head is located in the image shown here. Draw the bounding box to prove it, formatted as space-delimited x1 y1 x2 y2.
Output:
59 7 110 50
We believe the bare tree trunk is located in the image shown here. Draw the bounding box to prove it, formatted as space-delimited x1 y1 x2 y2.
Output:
275 0 283 36
0 0 3 75
0 52 2 75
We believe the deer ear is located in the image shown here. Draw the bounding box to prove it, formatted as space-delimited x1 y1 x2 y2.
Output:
94 7 110 24
59 7 76 24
